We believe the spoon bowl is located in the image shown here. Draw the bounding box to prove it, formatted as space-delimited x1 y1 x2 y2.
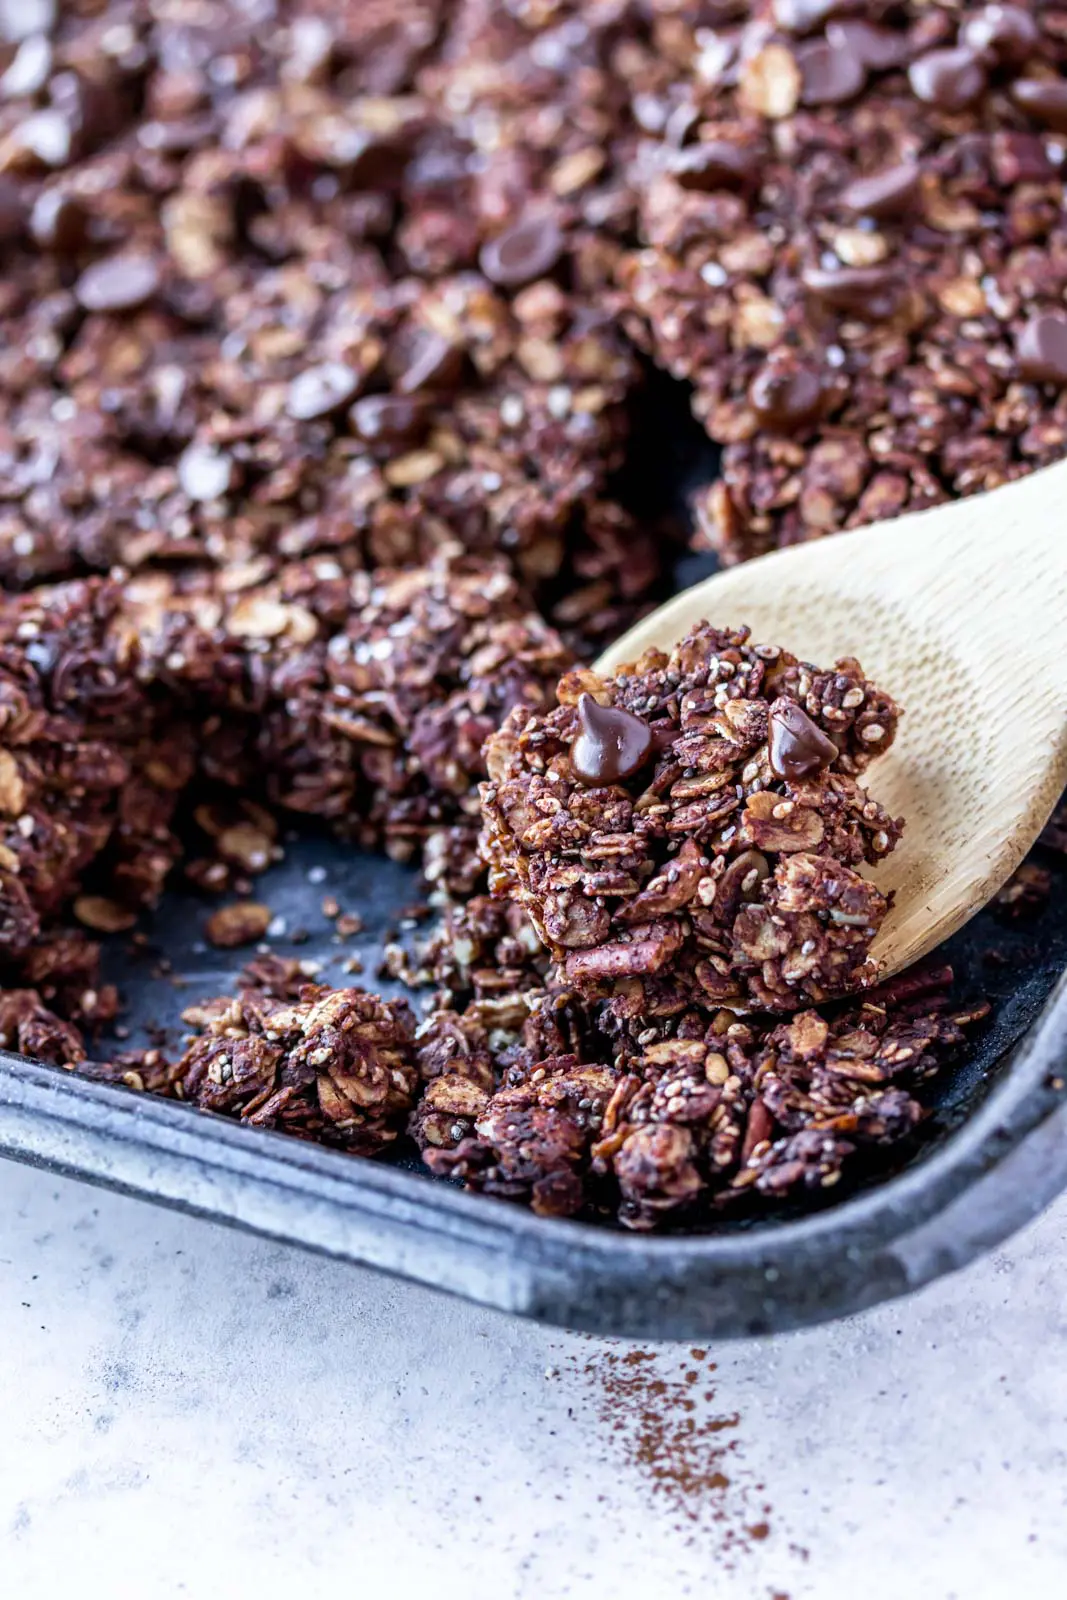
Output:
597 461 1067 981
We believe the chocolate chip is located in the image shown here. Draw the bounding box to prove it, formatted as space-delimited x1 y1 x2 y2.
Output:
827 20 910 73
840 160 921 219
796 39 867 107
292 122 405 189
960 5 1040 67
74 253 161 313
178 443 235 501
802 263 901 320
571 694 654 788
396 330 464 395
1011 78 1067 134
667 140 757 191
768 699 839 782
0 176 27 243
1016 312 1067 385
749 360 824 432
29 189 88 253
479 213 564 289
349 395 427 445
908 47 987 113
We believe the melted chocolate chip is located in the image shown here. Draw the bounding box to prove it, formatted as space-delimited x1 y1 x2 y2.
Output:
178 443 235 501
908 47 987 113
796 38 867 107
768 699 839 782
349 394 427 445
749 360 824 432
1016 312 1067 385
960 5 1040 67
1011 78 1067 134
286 362 363 421
840 160 921 219
571 694 654 788
802 263 901 320
74 253 161 313
667 140 757 192
396 330 464 395
479 213 564 289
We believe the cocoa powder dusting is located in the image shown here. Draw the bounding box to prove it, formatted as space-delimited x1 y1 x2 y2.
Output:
559 1342 785 1568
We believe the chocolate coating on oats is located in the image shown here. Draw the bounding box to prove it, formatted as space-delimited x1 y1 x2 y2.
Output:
768 699 840 781
571 694 654 788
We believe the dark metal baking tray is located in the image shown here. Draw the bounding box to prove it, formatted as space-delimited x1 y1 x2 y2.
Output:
1 381 1065 1340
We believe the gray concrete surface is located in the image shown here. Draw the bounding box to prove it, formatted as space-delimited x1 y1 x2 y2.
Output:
1 1157 1064 1599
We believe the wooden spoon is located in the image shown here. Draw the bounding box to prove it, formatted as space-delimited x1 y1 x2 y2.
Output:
596 460 1067 982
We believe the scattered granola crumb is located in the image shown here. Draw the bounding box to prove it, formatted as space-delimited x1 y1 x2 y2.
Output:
205 903 273 950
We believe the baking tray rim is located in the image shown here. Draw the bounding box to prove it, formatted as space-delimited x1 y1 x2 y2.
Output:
0 964 1065 1339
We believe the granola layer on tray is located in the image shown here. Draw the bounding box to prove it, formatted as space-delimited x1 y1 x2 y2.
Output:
0 1 1030 1232
0 553 573 959
616 0 1067 562
481 622 902 1015
0 0 660 651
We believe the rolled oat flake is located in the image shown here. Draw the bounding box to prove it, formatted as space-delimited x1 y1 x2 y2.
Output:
768 699 839 781
571 693 654 786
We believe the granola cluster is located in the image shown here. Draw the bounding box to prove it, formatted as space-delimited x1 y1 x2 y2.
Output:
88 982 418 1156
481 623 902 1015
408 962 986 1225
616 0 1067 561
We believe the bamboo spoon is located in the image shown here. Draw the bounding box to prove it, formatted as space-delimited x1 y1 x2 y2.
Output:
595 460 1067 982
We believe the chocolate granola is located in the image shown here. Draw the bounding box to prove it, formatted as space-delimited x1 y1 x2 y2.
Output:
615 1 1067 562
481 621 902 1015
0 0 661 650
